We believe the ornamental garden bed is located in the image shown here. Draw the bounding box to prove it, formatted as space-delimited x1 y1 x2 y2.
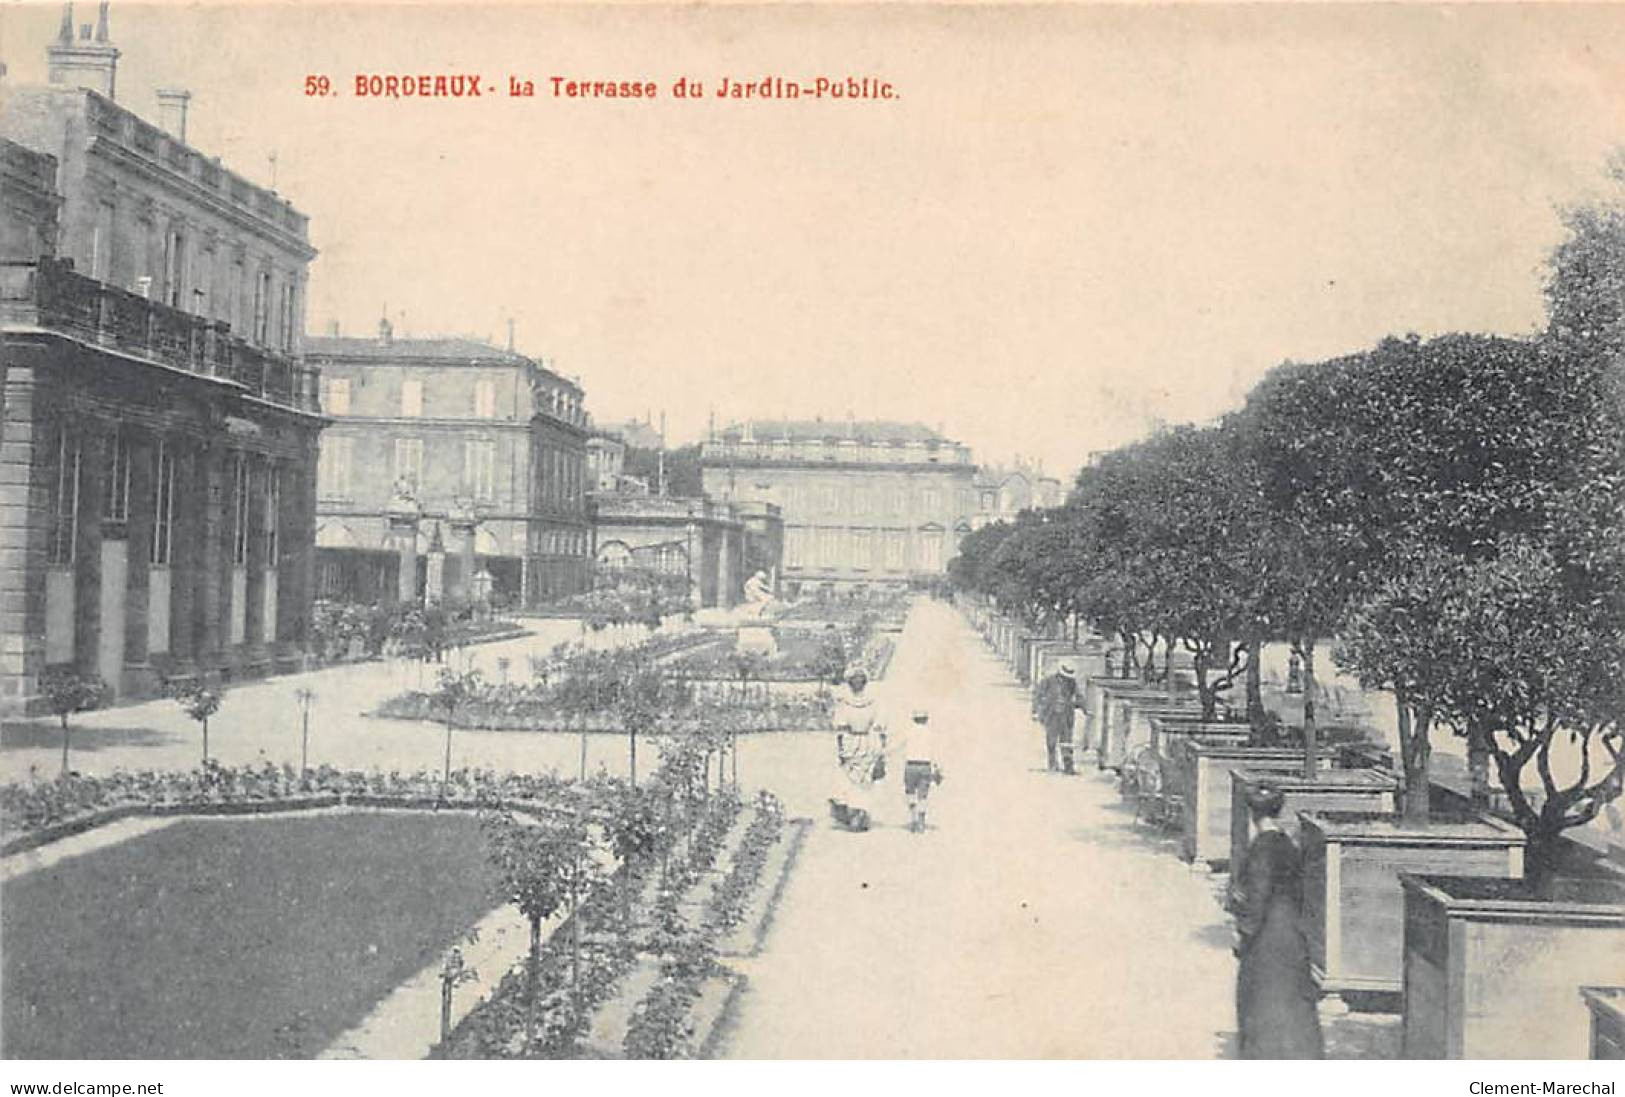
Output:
1228 767 1400 872
1 811 500 1059
373 689 833 734
1299 810 1526 999
0 764 585 856
1400 872 1625 1059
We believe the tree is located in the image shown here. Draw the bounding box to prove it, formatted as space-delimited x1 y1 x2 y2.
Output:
1427 539 1622 884
40 668 110 775
607 783 664 928
1336 546 1462 823
173 680 223 765
429 667 482 793
479 809 594 1032
1237 354 1381 776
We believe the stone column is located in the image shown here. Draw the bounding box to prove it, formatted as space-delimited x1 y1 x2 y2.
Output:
0 360 51 713
446 498 480 606
386 505 420 605
73 430 107 679
197 442 225 669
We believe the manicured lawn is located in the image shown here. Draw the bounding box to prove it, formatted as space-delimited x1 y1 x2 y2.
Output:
2 811 497 1058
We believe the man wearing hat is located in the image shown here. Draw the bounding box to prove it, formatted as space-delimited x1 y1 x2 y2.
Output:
1033 661 1079 773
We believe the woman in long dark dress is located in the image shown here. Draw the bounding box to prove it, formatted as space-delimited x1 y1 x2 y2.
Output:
1230 784 1325 1059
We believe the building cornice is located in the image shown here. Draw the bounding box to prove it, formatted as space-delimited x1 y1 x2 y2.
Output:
87 136 316 261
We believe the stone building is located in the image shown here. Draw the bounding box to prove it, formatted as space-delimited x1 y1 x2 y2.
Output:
305 329 591 607
0 7 324 710
589 492 750 609
1 139 62 261
700 418 977 596
972 458 1065 528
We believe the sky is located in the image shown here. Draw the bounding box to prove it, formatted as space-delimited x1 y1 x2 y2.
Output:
4 1 1623 479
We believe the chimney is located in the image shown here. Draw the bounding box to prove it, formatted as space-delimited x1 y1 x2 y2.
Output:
155 88 191 142
47 1 119 99
326 320 340 337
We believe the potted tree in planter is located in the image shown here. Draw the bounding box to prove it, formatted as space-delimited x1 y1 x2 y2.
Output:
1397 177 1625 1055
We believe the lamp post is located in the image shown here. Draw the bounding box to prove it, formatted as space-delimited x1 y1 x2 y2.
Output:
294 687 316 777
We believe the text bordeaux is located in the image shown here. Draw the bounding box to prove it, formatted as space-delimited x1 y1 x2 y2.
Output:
341 73 897 101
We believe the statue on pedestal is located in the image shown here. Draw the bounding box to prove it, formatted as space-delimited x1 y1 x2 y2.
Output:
742 569 775 617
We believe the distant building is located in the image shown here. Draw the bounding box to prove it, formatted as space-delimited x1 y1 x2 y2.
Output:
972 458 1064 528
608 415 664 452
304 328 591 607
0 6 324 709
699 418 977 596
589 492 749 609
585 429 625 492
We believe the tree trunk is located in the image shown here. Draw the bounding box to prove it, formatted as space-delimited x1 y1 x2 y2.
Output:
629 727 638 786
1396 691 1432 825
1524 825 1563 897
1195 641 1221 721
526 914 542 1045
202 718 210 764
1299 638 1318 779
440 977 454 1043
443 720 454 792
60 717 71 775
1245 640 1264 737
1466 720 1492 809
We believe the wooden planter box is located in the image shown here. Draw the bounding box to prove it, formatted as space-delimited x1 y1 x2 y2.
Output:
1096 685 1181 770
1080 673 1134 758
1229 768 1400 871
1028 640 1081 692
1148 716 1251 759
1175 743 1311 868
1121 699 1204 761
1299 811 1526 997
1581 987 1625 1059
1401 873 1625 1059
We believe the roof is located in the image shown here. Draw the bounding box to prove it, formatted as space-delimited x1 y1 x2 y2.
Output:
304 335 526 362
718 418 951 445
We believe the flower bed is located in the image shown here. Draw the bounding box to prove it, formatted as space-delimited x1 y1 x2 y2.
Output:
310 600 524 666
374 686 833 733
436 791 744 1059
0 762 605 855
623 793 784 1059
664 633 897 684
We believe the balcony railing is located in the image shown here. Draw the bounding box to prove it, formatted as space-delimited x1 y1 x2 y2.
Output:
1 258 320 414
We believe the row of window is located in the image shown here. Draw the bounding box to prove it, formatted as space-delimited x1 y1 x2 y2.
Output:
711 440 973 465
87 204 299 352
534 445 585 513
775 482 973 519
782 526 949 572
320 377 500 420
538 528 589 556
49 428 281 569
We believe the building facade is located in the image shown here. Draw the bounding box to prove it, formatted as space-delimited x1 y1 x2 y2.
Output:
305 330 591 607
589 492 748 609
0 10 324 710
699 419 977 596
972 459 1064 528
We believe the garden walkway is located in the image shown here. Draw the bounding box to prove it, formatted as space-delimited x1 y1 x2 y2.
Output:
719 598 1242 1058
